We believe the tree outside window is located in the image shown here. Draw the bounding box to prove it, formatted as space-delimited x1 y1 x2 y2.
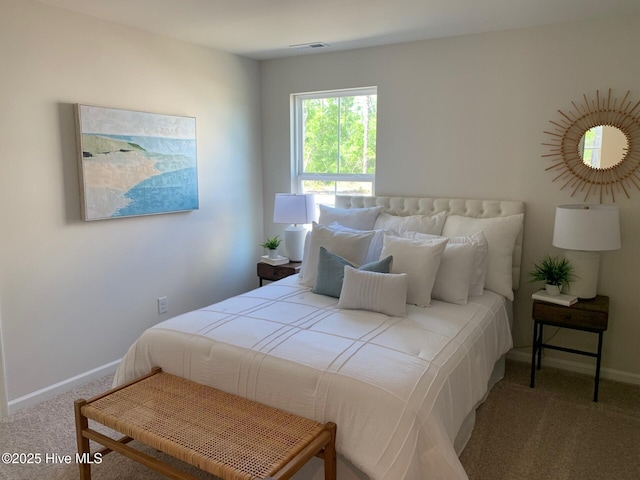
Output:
292 88 377 207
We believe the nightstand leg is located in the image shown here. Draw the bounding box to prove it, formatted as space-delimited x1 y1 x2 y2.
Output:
536 323 544 369
530 320 539 388
594 331 604 402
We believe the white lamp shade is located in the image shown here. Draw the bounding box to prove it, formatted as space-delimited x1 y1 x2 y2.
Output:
273 194 316 225
552 204 621 299
552 204 621 251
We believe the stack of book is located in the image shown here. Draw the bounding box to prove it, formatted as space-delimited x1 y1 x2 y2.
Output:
531 289 578 306
260 255 290 266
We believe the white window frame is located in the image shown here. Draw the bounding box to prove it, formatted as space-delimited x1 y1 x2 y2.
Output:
290 87 377 197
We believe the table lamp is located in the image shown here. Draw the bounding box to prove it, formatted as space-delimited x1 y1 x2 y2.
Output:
552 204 621 299
273 193 316 262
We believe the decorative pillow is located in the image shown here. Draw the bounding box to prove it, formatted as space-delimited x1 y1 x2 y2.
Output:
380 234 448 307
327 221 385 263
313 247 393 298
431 242 475 304
401 231 475 305
374 211 446 235
318 204 384 231
447 231 489 297
299 222 375 288
338 266 408 317
406 230 489 298
442 214 524 300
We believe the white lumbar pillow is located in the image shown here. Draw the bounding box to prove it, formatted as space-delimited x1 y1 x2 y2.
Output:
338 266 408 317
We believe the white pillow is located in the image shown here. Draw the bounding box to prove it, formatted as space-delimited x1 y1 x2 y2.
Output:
318 204 384 231
327 221 385 263
408 231 489 298
298 230 311 278
374 211 446 235
448 231 489 297
442 214 524 300
338 266 408 317
300 222 375 288
402 231 476 305
380 234 448 307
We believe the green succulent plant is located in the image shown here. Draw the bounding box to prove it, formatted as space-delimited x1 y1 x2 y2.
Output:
529 254 576 289
260 235 281 250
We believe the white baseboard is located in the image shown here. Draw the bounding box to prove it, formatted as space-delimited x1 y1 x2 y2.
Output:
507 350 640 386
6 359 120 416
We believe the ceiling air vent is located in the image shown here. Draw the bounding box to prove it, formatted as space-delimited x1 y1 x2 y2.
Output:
290 42 329 50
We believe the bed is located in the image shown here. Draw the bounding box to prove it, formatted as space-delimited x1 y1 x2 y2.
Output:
114 195 525 480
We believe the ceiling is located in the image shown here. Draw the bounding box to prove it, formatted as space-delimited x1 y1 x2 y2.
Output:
37 0 640 60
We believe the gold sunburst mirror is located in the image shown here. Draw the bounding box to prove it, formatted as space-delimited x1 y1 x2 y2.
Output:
543 89 640 202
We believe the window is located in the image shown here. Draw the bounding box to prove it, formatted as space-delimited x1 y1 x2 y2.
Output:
292 87 377 207
581 125 603 168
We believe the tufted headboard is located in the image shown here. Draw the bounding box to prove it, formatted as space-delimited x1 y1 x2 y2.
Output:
335 195 525 290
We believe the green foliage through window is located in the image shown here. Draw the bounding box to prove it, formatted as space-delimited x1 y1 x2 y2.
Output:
302 95 376 175
293 88 377 204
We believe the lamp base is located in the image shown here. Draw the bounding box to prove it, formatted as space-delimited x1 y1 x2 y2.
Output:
563 250 600 299
284 225 307 262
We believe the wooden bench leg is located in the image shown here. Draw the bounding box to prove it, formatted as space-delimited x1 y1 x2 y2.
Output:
324 422 337 480
74 399 92 480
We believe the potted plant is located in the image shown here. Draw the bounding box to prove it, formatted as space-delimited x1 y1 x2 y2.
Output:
529 254 576 295
260 235 281 259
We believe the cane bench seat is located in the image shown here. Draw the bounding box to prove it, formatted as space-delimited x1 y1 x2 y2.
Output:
74 368 336 480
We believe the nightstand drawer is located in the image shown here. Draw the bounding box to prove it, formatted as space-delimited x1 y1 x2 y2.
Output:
532 300 608 331
257 262 301 285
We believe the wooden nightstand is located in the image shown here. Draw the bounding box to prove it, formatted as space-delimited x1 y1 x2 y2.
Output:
257 261 302 287
530 295 609 402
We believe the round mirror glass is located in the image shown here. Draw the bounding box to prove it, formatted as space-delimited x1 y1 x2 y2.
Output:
578 125 628 169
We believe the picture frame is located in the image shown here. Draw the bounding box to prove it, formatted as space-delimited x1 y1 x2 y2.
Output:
74 104 198 221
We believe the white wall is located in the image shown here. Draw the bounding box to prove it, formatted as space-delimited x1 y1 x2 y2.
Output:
261 18 640 381
0 0 263 411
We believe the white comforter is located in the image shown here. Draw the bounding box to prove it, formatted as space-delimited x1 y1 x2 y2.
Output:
114 275 513 480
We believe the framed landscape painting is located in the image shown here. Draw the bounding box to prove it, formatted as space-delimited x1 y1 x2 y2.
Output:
75 104 198 221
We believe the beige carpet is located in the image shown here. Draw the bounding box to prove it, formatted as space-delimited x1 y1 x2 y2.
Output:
0 360 638 480
460 360 640 480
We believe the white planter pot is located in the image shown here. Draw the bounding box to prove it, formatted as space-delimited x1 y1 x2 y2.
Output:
268 249 279 259
545 283 561 296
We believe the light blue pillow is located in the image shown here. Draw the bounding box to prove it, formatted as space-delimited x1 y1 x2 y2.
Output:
312 247 392 298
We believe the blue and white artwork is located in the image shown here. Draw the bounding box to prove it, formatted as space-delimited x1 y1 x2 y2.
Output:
75 104 198 221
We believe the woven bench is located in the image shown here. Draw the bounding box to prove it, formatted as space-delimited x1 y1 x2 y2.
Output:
74 368 337 480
